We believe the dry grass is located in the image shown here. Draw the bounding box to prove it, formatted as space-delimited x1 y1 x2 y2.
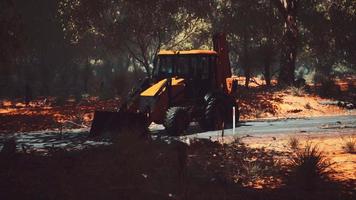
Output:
288 136 300 151
287 86 305 97
238 84 355 120
289 143 334 190
242 133 356 183
304 102 312 110
341 136 356 154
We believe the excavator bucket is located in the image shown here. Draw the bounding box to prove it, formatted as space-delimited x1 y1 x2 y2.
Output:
89 110 148 137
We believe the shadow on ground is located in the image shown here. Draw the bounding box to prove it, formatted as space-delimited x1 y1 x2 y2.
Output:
1 131 354 200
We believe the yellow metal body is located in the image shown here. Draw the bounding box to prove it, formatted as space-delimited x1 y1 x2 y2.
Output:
139 77 185 124
140 77 185 97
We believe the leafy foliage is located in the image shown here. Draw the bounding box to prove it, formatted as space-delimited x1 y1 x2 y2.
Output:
1 0 355 98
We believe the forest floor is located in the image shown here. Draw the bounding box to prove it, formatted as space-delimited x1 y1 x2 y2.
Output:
1 132 355 200
0 96 118 134
0 79 355 199
0 79 355 134
236 77 356 120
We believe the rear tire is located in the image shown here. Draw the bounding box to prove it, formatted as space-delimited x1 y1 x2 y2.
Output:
164 107 190 136
199 94 224 131
199 92 239 131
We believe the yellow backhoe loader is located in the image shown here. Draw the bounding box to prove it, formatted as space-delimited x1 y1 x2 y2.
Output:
90 33 239 136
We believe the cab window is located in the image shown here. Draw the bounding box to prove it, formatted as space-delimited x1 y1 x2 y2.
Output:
157 56 173 76
175 56 190 76
191 55 210 79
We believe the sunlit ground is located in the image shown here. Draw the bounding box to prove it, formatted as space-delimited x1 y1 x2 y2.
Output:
225 132 356 184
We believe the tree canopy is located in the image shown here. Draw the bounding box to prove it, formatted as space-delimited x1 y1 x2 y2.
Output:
1 0 355 97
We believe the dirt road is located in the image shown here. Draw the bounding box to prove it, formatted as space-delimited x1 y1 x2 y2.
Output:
0 115 355 152
179 115 356 139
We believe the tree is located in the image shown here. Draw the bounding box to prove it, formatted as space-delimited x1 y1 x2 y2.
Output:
272 0 299 86
0 0 23 97
213 0 283 87
213 0 260 88
298 0 355 86
59 0 209 77
14 0 79 96
257 0 283 86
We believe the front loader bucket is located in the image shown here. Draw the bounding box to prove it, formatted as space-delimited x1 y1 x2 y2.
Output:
89 111 148 137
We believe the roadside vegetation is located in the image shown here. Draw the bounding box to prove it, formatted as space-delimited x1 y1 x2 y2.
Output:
341 136 356 154
288 143 335 191
1 133 355 200
288 136 300 151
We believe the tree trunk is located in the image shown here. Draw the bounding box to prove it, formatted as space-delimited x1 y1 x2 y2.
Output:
264 58 271 86
83 64 90 93
242 31 250 88
274 0 298 86
245 69 251 88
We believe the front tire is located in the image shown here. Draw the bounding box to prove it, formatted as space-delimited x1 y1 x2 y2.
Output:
164 107 190 136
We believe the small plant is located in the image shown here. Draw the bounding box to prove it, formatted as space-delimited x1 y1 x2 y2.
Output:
232 135 242 145
0 138 17 155
341 136 356 153
288 86 305 97
304 102 312 110
288 136 300 150
54 95 66 106
289 143 334 190
255 109 264 118
243 161 263 180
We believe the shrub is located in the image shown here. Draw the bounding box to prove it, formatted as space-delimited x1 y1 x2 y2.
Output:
316 78 341 97
243 161 263 180
54 95 67 106
304 103 312 110
232 136 242 145
341 136 356 153
288 86 305 97
288 136 300 151
289 143 334 190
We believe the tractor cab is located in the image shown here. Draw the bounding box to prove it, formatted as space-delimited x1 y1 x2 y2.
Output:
153 50 218 98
